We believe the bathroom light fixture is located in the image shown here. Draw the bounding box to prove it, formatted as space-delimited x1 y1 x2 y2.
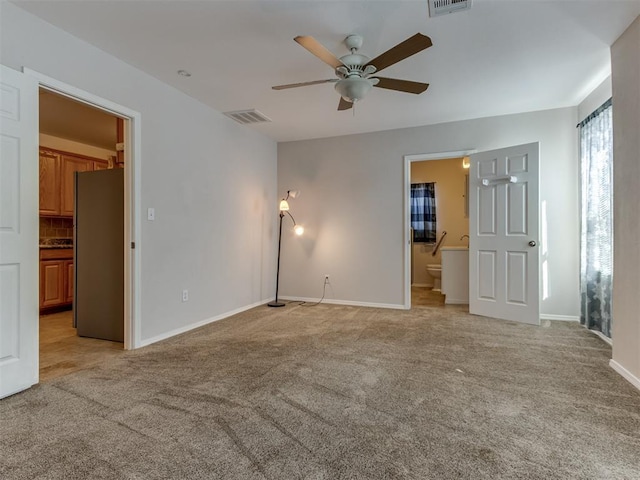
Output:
462 156 470 169
269 190 304 307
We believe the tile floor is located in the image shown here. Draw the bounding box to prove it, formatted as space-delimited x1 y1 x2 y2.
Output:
411 286 446 307
39 310 123 382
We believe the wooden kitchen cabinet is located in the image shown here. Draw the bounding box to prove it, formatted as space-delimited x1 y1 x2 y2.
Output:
40 260 65 308
93 160 109 170
64 260 74 304
40 249 73 311
61 155 93 217
39 149 61 216
39 147 114 218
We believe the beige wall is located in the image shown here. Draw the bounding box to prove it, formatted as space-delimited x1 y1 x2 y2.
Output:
611 15 640 387
279 107 578 316
2 3 278 344
411 158 469 286
578 76 612 124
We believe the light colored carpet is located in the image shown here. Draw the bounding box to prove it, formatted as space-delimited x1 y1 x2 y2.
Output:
2 303 639 479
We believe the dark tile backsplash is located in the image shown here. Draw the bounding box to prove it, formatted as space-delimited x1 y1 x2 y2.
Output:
40 217 73 240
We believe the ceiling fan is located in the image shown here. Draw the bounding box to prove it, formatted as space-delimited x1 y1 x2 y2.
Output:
272 33 432 111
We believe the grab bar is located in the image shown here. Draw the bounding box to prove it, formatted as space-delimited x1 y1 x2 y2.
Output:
432 231 447 256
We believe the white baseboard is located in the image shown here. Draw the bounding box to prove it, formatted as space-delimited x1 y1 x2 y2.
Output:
610 359 640 392
444 299 469 305
589 329 612 346
280 296 405 310
540 314 579 322
139 299 270 347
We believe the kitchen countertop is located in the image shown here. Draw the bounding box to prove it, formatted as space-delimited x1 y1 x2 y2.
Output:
39 239 73 249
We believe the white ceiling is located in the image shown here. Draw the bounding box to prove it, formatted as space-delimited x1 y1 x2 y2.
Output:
15 0 640 142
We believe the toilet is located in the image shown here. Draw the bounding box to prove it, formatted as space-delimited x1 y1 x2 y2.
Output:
426 264 442 292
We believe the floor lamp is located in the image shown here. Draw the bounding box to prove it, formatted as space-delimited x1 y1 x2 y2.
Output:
268 191 303 307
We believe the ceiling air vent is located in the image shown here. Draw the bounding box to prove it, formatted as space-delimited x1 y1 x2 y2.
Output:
428 0 472 17
224 109 272 125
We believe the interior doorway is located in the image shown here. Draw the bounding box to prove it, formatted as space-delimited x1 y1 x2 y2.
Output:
38 89 126 380
404 150 476 309
27 69 142 386
408 154 473 308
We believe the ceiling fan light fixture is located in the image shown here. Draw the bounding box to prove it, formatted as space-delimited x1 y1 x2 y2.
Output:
335 77 373 103
273 33 433 111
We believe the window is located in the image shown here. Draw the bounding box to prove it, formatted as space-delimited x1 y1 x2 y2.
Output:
411 182 437 243
579 98 613 338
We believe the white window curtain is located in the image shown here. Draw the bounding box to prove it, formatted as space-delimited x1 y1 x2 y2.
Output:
579 99 613 338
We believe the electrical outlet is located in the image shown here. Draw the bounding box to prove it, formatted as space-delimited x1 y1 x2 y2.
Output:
182 289 189 302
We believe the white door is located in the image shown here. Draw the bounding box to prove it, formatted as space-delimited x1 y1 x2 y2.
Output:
0 65 39 398
469 142 539 325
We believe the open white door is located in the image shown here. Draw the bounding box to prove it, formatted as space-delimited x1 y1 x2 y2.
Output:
469 142 539 325
0 65 39 398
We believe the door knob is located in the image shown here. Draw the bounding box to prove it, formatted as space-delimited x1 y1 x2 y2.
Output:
528 240 537 247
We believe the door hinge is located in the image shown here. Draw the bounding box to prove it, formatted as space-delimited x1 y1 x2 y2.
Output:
131 242 135 249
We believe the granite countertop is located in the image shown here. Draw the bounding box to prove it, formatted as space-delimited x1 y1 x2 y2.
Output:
40 238 73 249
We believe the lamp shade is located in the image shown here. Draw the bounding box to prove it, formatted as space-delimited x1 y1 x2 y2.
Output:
294 225 304 236
279 199 290 211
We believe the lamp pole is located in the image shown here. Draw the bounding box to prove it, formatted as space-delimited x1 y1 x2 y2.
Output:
268 191 303 308
268 210 286 307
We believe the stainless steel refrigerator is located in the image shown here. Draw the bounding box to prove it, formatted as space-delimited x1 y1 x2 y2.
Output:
73 168 124 342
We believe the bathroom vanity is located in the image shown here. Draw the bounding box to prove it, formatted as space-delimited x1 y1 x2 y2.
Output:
441 247 469 304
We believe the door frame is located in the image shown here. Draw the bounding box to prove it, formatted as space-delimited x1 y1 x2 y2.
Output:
24 68 142 349
403 150 477 309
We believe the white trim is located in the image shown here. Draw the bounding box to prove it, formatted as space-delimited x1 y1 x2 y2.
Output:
24 68 143 350
404 151 478 163
280 296 405 310
139 300 270 347
590 329 612 346
610 359 640 392
540 314 580 322
403 150 477 310
444 299 469 305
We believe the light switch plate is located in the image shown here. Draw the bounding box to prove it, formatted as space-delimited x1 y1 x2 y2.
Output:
147 208 155 221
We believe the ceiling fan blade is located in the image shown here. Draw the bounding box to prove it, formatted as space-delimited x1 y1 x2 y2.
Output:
272 79 337 90
294 36 344 69
338 97 353 111
373 77 430 94
367 33 433 73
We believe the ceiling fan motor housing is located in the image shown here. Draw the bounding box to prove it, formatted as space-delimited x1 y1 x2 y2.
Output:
339 53 370 70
